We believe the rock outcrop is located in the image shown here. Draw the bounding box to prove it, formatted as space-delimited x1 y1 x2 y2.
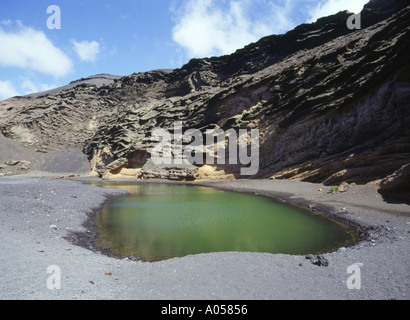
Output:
0 0 409 197
0 160 30 177
379 164 410 200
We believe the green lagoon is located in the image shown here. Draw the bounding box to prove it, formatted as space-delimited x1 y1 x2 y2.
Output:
91 183 357 262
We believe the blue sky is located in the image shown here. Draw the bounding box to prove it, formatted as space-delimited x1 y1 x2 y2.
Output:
0 0 368 100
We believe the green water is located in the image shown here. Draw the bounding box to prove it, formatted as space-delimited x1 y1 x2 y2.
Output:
91 183 357 262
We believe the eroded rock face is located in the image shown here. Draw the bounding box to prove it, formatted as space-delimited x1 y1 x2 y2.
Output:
0 161 30 176
0 0 409 188
379 164 410 199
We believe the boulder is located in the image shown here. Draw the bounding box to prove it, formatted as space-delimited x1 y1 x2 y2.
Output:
379 164 410 199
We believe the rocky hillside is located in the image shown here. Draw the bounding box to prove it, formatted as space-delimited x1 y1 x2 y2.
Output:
0 0 409 197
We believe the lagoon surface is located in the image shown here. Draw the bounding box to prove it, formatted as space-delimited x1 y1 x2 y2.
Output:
91 183 357 262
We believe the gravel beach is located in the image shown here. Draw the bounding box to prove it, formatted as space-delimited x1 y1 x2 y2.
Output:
0 177 408 300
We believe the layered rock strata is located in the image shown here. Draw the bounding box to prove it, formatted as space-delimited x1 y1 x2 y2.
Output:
0 0 408 197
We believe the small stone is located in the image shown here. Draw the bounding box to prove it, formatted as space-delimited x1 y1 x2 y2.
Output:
6 160 19 166
50 225 58 230
317 255 330 267
306 254 330 266
305 254 317 260
338 182 350 193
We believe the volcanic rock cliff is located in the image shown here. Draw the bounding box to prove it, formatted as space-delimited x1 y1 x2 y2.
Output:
0 0 409 198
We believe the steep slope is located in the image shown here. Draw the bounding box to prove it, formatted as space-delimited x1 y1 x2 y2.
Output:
25 74 123 98
0 0 409 197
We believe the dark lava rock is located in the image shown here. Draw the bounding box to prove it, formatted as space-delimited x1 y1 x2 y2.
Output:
306 254 331 267
0 0 409 185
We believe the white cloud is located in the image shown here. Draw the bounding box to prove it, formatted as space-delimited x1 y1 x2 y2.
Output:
1 19 12 26
0 80 20 100
0 78 60 100
21 79 57 95
308 0 368 22
72 40 100 62
0 22 73 77
171 0 296 58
